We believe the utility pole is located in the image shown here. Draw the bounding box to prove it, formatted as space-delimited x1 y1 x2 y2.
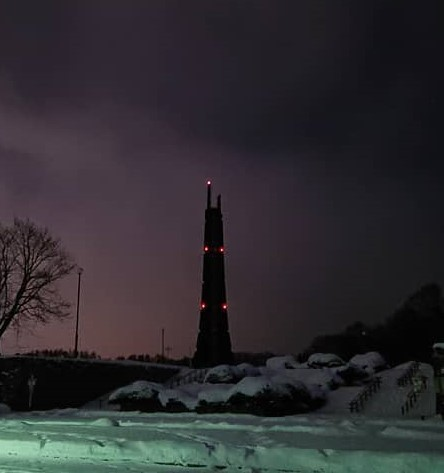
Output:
74 267 83 358
161 328 165 361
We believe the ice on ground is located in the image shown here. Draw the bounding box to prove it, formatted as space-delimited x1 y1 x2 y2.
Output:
1 410 444 473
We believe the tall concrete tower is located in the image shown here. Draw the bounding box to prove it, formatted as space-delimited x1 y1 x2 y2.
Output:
193 181 233 367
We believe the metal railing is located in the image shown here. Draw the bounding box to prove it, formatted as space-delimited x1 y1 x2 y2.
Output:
397 361 420 387
349 376 382 413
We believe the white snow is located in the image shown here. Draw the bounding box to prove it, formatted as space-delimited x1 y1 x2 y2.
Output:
1 409 444 472
197 383 233 403
228 375 284 397
203 364 240 383
266 354 300 369
108 380 162 402
0 359 443 472
349 351 386 374
158 386 200 410
307 352 345 368
235 362 261 377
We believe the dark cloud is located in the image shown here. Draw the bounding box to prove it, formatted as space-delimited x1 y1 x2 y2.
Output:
0 1 442 357
1 1 439 163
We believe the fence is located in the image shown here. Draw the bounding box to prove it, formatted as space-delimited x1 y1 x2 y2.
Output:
400 374 428 416
349 376 382 413
397 361 420 387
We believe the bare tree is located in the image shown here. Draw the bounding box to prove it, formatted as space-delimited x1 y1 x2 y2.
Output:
0 218 75 339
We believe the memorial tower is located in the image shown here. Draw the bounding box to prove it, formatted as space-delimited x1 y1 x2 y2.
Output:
193 181 233 367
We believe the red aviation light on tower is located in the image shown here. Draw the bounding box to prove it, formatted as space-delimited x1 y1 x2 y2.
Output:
222 303 227 310
200 302 206 309
219 247 224 253
207 180 211 186
204 246 209 252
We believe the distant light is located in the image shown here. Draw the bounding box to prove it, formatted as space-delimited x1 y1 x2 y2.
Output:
207 180 211 186
201 302 206 309
222 303 227 310
204 246 209 252
219 247 224 253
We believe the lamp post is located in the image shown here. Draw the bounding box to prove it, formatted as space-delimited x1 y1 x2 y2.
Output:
74 267 83 358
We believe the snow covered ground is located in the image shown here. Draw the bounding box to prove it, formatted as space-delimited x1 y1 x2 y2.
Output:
0 359 443 472
1 410 444 472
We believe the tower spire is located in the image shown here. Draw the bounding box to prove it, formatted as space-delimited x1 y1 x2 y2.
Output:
193 181 233 367
207 180 212 209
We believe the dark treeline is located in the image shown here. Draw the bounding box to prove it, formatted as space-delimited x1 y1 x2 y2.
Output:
116 354 191 366
21 350 191 366
301 283 444 366
23 349 101 359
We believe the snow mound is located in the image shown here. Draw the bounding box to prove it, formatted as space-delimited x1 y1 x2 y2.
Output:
227 375 315 415
158 387 199 411
236 362 261 377
90 417 119 427
433 342 444 355
108 380 162 402
229 375 276 397
349 352 386 374
0 403 11 414
197 383 233 404
266 355 299 369
204 364 242 384
334 363 369 384
307 353 345 368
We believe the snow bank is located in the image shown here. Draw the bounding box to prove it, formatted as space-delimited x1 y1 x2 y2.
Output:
0 403 11 414
229 375 277 397
158 387 199 410
108 380 162 402
203 364 241 383
236 362 261 377
349 352 386 374
266 355 299 369
2 411 444 473
197 383 233 404
307 353 345 368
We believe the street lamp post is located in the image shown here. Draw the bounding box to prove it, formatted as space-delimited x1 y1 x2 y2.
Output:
74 267 83 358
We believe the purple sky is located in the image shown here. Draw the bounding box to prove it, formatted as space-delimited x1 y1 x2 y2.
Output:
0 1 441 358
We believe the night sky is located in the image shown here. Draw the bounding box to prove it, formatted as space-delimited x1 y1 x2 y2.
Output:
0 1 441 359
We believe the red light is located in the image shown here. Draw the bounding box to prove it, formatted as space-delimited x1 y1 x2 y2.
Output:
204 246 209 252
222 303 227 310
207 180 211 186
200 302 206 309
219 247 224 253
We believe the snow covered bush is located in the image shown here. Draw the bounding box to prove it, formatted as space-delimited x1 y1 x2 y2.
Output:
226 375 316 416
334 363 369 385
349 352 387 374
236 362 261 377
158 387 199 412
0 403 11 414
204 364 242 384
289 367 343 390
108 380 163 412
266 355 299 370
196 383 233 413
307 353 345 368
